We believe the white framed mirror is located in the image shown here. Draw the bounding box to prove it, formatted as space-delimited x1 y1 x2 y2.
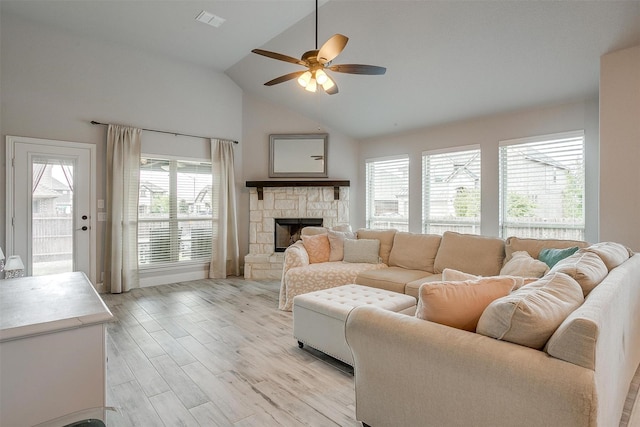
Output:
269 134 328 178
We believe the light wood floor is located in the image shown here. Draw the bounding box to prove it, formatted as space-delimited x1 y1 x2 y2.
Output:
103 277 640 427
102 278 357 427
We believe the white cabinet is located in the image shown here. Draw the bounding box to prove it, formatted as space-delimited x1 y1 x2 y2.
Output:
0 272 113 427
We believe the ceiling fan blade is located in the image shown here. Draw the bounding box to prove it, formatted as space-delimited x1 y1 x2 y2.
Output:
252 49 306 66
328 64 387 75
264 71 306 86
317 34 348 64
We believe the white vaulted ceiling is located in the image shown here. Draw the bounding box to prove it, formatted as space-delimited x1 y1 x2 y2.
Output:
2 0 639 139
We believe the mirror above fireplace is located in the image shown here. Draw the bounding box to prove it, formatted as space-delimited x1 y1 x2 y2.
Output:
269 134 328 178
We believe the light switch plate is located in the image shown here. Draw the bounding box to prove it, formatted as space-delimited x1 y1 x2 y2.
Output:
97 199 104 209
98 212 107 222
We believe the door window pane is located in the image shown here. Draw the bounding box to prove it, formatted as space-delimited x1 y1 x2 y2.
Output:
32 159 74 276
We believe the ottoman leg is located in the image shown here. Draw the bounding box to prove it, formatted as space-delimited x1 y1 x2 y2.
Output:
298 341 304 349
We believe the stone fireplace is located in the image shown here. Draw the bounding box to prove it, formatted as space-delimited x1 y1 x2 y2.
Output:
244 181 350 279
274 218 323 252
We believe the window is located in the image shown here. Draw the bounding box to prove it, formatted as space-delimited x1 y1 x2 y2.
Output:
422 146 481 235
499 131 585 240
366 156 409 231
138 157 213 267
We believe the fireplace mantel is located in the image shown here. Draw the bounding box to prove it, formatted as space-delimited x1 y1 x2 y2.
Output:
246 180 350 200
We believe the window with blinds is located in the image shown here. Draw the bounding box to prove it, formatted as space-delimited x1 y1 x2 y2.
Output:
422 146 481 235
499 131 585 240
138 157 213 267
365 156 409 231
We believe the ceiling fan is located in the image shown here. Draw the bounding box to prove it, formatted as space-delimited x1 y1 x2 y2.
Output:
251 0 386 95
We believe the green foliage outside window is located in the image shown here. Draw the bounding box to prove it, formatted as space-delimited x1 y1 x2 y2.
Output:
507 192 537 218
453 187 480 218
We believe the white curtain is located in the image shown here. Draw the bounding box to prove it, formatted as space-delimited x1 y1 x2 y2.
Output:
105 124 141 293
210 139 240 278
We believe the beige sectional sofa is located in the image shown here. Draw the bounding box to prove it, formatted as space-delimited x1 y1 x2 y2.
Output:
280 227 640 426
280 227 585 309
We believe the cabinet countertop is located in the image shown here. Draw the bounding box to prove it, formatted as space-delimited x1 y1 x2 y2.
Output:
0 272 114 342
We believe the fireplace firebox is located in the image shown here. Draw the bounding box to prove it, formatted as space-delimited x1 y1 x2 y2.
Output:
274 218 323 252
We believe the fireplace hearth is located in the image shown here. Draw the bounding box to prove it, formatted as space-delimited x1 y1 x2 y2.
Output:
274 218 323 252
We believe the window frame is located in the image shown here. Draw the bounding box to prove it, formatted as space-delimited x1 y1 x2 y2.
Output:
138 153 213 270
498 130 585 240
422 144 481 235
365 154 410 231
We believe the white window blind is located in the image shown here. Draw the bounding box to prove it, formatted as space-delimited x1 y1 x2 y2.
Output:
366 156 409 231
499 131 585 240
422 147 481 235
138 157 213 267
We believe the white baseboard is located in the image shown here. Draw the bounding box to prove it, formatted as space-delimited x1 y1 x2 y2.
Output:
139 270 208 287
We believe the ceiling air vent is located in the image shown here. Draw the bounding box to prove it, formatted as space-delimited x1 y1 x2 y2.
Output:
195 10 226 28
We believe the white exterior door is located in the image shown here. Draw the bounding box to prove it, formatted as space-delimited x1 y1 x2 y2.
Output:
6 136 96 282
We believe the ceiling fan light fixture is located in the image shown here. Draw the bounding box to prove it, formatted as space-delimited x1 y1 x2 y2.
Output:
305 78 318 92
297 70 312 87
315 69 328 85
321 77 335 91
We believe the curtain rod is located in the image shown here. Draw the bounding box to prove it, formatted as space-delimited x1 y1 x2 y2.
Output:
90 121 239 144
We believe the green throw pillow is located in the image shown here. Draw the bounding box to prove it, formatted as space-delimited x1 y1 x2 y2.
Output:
539 246 580 268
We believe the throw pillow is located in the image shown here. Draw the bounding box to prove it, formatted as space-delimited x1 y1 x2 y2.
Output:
343 238 381 264
549 251 608 297
538 246 579 268
581 242 631 271
301 234 330 264
415 277 517 332
476 272 584 349
327 230 356 262
500 251 549 278
442 268 535 291
356 229 397 264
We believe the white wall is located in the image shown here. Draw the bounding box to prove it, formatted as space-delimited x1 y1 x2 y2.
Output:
599 45 640 250
357 99 600 241
0 14 243 283
239 94 360 259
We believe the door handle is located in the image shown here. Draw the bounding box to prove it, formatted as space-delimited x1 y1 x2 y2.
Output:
80 226 89 231
82 215 88 220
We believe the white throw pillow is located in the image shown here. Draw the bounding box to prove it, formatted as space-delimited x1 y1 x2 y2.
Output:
500 251 549 278
343 239 381 264
477 272 584 349
327 230 356 262
549 251 608 297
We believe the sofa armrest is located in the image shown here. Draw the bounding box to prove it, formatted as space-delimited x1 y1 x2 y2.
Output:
283 240 309 272
345 306 597 427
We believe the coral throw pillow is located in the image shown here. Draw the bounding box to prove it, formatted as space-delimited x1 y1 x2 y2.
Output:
416 277 516 332
301 234 330 264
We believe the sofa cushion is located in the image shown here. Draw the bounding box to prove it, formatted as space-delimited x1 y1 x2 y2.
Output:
499 251 549 278
477 272 584 349
356 229 397 265
549 251 608 297
301 234 330 263
327 230 356 262
356 267 434 294
504 236 589 262
405 274 442 299
388 232 441 273
433 232 505 276
415 277 516 332
581 241 631 271
343 239 380 264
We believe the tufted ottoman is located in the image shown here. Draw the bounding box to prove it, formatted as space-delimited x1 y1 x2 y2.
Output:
293 284 417 365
